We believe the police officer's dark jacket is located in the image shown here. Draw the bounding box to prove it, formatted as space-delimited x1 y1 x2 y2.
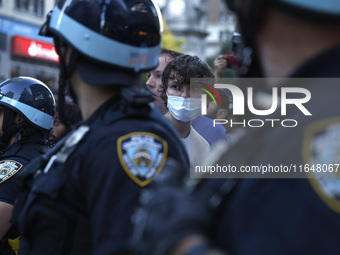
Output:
207 43 340 254
0 134 49 206
0 133 49 253
14 95 189 255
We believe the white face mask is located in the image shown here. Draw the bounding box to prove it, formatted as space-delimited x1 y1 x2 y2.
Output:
167 94 201 122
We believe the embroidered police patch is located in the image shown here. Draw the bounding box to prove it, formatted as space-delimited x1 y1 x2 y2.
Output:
303 118 340 213
0 160 23 184
117 132 168 187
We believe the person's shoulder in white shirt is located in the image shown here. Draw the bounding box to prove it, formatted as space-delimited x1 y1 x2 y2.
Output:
182 126 210 166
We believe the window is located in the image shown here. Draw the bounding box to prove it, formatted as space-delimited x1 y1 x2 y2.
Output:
201 13 206 22
227 13 234 23
219 31 224 40
219 12 226 22
15 0 44 17
0 33 6 51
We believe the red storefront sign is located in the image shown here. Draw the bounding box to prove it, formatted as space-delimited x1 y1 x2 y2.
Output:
11 36 59 63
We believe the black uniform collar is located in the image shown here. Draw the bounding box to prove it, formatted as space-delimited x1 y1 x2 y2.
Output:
19 133 47 144
290 43 340 78
1 132 48 156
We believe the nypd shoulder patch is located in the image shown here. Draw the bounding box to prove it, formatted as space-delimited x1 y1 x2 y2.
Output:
0 160 23 184
303 118 340 213
117 132 168 187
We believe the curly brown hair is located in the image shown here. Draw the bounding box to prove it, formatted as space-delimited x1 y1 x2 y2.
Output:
160 55 214 104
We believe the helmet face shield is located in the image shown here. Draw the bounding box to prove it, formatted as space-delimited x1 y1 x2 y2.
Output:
0 77 55 131
41 0 162 73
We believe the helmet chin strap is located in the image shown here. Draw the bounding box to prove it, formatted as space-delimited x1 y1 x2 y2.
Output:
54 37 79 130
0 108 15 150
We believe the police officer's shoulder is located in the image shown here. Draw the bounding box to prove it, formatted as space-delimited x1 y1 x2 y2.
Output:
79 120 168 188
0 159 23 185
0 141 46 184
302 118 340 214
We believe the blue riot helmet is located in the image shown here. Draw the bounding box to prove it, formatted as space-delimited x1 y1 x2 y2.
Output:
0 77 55 148
39 0 162 127
39 0 163 86
0 77 55 131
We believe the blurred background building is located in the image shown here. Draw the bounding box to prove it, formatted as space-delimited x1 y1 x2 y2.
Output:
156 0 237 60
204 0 237 57
0 0 58 91
159 0 208 59
0 0 237 92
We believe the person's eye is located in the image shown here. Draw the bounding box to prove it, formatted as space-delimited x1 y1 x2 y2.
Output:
146 73 151 79
171 84 180 90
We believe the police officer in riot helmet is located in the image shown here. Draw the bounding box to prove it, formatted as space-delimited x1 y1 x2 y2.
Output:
131 0 340 255
0 77 55 254
12 1 189 255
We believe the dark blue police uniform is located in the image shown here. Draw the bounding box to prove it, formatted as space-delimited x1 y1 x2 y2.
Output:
0 134 49 205
208 43 340 254
14 95 189 255
0 134 49 253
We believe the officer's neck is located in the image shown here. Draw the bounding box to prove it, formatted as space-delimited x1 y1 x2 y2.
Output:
7 134 21 148
256 8 340 78
70 70 118 120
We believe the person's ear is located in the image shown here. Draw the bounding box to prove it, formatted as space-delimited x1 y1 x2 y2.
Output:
216 109 228 119
15 114 24 124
